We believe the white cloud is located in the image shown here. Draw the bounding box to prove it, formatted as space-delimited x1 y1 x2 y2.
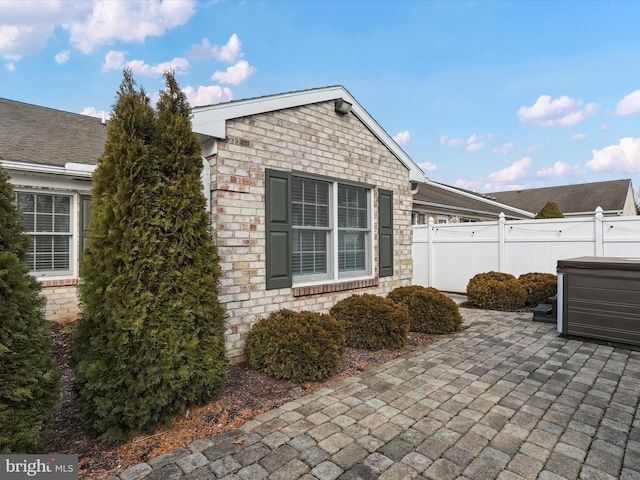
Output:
466 142 485 152
211 59 256 85
440 135 464 147
80 106 110 120
601 124 611 131
125 57 189 77
102 50 189 77
66 0 196 54
466 133 482 144
518 95 598 127
55 50 69 64
102 50 125 71
393 130 412 146
586 137 640 173
6 61 15 71
537 161 572 177
189 33 243 63
523 144 544 153
418 162 438 171
465 134 485 152
615 89 640 116
569 133 587 141
488 157 531 183
182 85 233 107
492 143 514 154
0 1 196 59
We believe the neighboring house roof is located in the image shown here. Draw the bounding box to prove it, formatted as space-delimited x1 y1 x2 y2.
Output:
191 85 426 183
486 179 636 216
413 180 533 220
0 97 107 168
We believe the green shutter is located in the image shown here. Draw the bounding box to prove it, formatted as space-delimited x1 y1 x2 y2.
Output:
79 195 92 262
265 169 292 289
378 189 393 277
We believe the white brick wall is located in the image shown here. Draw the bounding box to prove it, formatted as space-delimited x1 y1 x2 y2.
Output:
41 281 80 323
209 101 414 360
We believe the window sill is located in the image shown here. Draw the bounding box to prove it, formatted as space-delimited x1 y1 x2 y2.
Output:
292 278 379 297
38 277 78 288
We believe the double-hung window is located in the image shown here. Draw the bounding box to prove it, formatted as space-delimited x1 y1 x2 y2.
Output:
17 192 73 275
266 169 393 289
291 177 370 282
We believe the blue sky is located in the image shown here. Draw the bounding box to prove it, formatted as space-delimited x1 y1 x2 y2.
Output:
2 1 640 196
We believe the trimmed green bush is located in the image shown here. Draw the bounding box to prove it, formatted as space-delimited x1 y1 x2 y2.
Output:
330 294 410 350
519 272 557 306
389 286 462 334
0 163 60 453
71 70 227 444
245 309 345 382
466 271 527 311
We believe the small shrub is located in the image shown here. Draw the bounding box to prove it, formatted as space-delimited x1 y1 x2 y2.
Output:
519 272 557 306
245 310 345 382
466 271 527 311
330 294 410 350
389 286 462 334
535 201 564 219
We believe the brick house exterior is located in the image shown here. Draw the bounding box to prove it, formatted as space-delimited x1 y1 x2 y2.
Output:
192 87 424 360
1 87 425 360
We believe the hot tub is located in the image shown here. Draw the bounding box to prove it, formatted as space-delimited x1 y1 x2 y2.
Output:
557 256 640 346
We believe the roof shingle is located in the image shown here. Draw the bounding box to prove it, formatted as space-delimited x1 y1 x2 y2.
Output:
0 97 107 167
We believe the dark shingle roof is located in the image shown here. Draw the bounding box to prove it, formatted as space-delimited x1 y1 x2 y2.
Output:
0 97 107 167
413 181 531 219
486 179 633 215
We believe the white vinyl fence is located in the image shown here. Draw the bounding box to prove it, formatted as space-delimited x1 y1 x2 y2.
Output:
412 208 640 293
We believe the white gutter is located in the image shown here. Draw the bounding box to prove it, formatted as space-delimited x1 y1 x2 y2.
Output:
1 159 96 178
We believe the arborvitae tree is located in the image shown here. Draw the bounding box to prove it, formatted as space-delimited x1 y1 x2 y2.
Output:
535 201 564 219
71 70 227 444
0 162 60 453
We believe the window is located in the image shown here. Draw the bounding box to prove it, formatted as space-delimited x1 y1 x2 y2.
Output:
17 192 73 274
265 169 392 289
290 176 370 282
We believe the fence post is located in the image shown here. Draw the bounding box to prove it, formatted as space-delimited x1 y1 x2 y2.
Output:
498 212 506 272
594 206 604 257
428 217 434 287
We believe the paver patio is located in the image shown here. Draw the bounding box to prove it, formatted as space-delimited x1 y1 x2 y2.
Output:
111 305 640 480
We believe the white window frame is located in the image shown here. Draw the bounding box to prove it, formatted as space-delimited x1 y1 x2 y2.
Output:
15 189 78 279
291 174 373 286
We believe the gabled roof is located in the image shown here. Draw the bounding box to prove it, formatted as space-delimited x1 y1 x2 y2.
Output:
191 86 426 183
0 97 107 167
413 180 533 219
486 179 634 215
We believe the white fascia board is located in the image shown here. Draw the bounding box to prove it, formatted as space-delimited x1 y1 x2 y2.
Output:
1 159 95 178
412 199 521 219
423 179 535 218
191 86 426 183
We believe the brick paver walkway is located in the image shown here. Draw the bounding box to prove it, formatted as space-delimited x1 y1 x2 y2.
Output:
110 307 640 480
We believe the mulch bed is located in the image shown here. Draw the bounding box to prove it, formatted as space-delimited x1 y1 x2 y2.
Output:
48 321 445 479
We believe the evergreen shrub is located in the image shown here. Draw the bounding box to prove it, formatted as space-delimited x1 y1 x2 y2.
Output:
535 201 564 219
330 294 410 350
519 272 557 306
466 271 527 311
245 310 345 382
71 70 227 444
388 286 462 334
0 164 60 453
